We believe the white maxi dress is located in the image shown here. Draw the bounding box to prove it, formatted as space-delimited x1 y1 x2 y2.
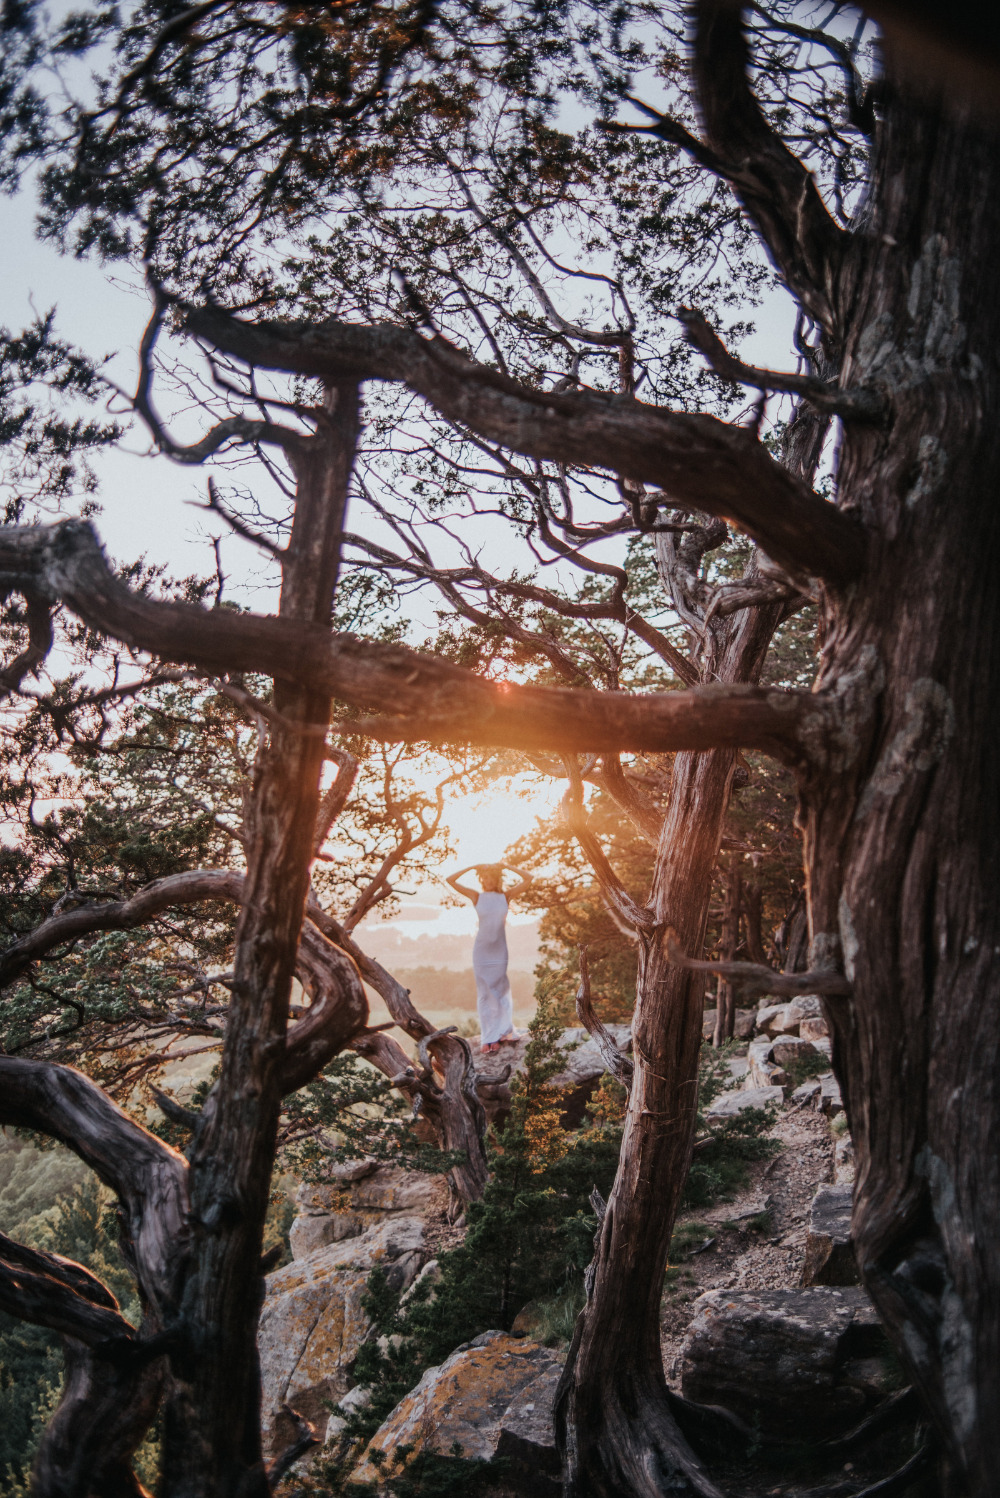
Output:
473 892 514 1043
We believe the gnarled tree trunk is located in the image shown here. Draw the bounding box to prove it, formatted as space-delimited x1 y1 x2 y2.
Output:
801 83 1000 1498
161 383 360 1497
555 594 784 1497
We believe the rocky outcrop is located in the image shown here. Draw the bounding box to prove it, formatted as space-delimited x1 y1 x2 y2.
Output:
746 1030 831 1092
680 1286 888 1438
801 1183 859 1287
834 1131 855 1184
350 1331 562 1491
479 1024 633 1126
771 1034 822 1068
790 1072 844 1117
705 1085 783 1121
747 1036 788 1090
260 1164 447 1455
288 1163 449 1260
754 996 829 1039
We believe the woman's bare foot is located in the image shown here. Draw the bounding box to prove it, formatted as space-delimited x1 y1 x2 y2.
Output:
480 1041 501 1054
498 1030 524 1045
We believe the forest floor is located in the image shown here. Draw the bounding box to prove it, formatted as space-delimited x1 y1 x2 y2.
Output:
655 1094 932 1498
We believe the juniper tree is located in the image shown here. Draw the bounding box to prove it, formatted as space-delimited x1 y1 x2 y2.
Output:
1 4 998 1497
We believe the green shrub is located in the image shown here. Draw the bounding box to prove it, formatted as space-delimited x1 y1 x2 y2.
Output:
683 1106 779 1208
0 1167 140 1488
681 1044 780 1208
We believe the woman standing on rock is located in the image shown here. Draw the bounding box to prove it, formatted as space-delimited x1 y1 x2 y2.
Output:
446 862 531 1053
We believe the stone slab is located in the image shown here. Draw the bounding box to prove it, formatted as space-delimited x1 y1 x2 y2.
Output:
802 1183 859 1287
706 1085 783 1120
680 1286 888 1437
350 1332 563 1485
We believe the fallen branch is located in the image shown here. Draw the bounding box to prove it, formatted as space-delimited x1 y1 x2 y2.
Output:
668 942 852 998
576 947 634 1089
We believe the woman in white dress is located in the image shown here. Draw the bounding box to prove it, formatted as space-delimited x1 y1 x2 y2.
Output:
446 863 531 1053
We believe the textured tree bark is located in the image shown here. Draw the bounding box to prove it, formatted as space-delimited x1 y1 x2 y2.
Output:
555 596 783 1498
712 858 741 1046
160 383 360 1498
32 1336 164 1498
799 84 1000 1498
741 880 767 968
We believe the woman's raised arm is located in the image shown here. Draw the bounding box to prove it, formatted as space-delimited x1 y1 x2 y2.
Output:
445 866 480 902
500 865 532 903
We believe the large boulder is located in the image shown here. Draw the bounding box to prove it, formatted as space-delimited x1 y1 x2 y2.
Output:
801 1184 859 1287
705 1085 783 1121
290 1165 449 1260
260 1205 430 1454
770 1034 822 1069
480 1025 633 1126
790 1072 845 1118
755 995 827 1039
350 1331 562 1490
746 1037 788 1090
753 1002 788 1038
680 1287 888 1438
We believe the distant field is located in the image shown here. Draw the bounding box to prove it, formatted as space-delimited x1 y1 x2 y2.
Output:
378 966 534 1011
365 965 537 1040
360 923 540 972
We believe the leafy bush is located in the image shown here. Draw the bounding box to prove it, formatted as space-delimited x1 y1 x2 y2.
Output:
281 1054 465 1183
683 1107 779 1207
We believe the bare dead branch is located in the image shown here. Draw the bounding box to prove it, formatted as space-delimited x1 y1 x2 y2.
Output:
306 901 431 1040
182 304 866 586
668 943 852 998
678 308 883 420
576 948 634 1089
280 922 368 1094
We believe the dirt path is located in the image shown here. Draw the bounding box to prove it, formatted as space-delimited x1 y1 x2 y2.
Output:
661 1104 841 1386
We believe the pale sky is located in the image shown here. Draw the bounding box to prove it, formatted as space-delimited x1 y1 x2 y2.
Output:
3 169 798 948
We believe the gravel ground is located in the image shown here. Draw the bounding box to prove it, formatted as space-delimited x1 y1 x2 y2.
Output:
661 1101 841 1385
